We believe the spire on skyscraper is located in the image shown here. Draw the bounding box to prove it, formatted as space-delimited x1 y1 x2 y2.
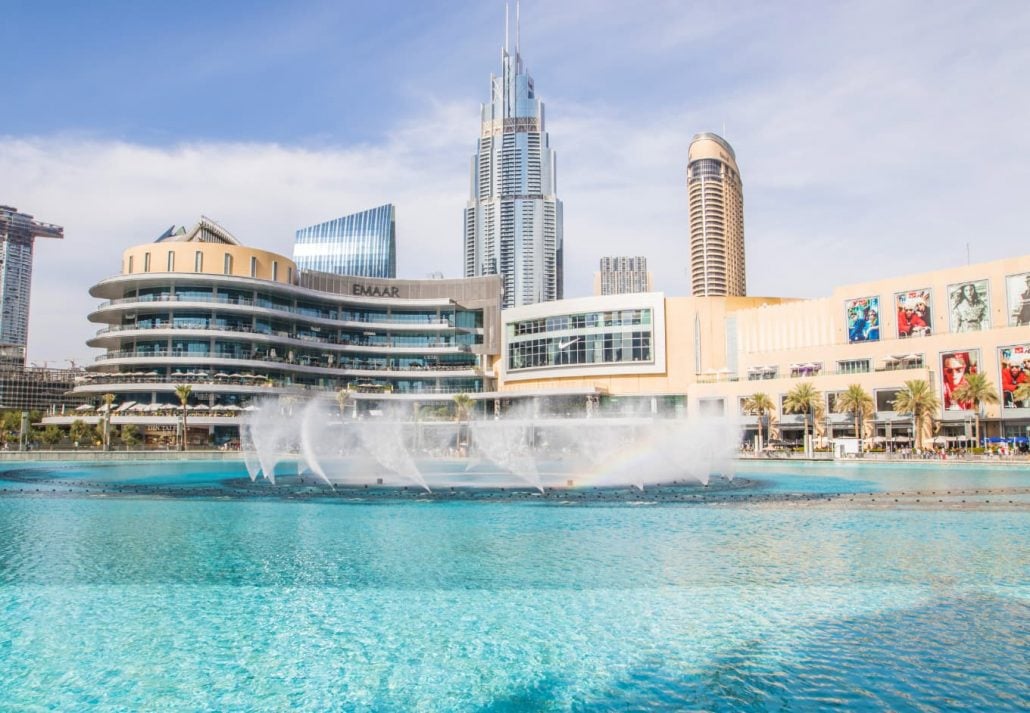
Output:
463 1 563 309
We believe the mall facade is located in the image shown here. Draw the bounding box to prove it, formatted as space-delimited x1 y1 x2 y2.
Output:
45 217 1030 447
44 219 501 446
495 254 1030 445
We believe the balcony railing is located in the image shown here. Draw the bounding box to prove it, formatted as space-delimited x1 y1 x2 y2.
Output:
91 322 467 350
93 350 478 374
74 375 483 397
93 295 462 329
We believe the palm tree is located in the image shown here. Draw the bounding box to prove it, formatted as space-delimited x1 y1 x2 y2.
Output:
174 384 192 451
742 392 775 449
784 382 821 454
100 393 116 451
835 384 874 450
453 393 473 451
952 372 999 447
69 419 89 448
892 380 940 451
120 423 141 449
40 425 63 449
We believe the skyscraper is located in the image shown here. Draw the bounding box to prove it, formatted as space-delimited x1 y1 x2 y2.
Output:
0 206 63 363
687 133 746 296
595 256 654 296
294 204 396 278
463 2 563 309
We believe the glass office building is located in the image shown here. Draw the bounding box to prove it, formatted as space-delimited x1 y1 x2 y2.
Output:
463 9 563 309
293 204 396 278
0 206 63 361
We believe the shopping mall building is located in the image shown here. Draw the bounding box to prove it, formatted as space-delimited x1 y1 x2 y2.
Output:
45 218 1030 448
44 219 501 446
495 254 1030 445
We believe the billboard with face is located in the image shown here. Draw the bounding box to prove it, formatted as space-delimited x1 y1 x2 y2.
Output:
941 349 981 411
895 289 932 338
1006 272 1030 327
845 296 880 343
1000 345 1030 408
947 280 990 333
876 389 903 412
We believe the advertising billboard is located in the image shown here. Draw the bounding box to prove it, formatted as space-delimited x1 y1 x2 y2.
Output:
1005 272 1030 327
947 280 990 333
1000 345 1030 408
845 296 880 343
941 349 981 411
875 389 903 412
895 289 932 338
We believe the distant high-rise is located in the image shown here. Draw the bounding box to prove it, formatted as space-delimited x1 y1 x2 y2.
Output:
0 206 63 362
294 204 396 278
463 2 563 309
687 133 746 296
594 256 653 296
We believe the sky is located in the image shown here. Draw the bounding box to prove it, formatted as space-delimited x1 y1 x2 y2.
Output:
2 0 1029 364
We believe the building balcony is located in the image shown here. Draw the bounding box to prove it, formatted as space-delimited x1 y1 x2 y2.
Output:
89 295 468 333
87 323 470 353
92 350 479 379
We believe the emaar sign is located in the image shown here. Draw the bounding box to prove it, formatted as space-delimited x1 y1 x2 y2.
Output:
351 284 401 298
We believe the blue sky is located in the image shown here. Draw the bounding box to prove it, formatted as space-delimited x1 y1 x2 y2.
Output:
2 0 1029 362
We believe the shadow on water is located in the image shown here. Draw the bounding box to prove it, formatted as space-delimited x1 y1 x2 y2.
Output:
559 594 1030 712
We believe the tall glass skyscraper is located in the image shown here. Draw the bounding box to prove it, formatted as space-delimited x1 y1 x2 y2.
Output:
293 204 396 278
0 206 63 363
463 4 563 309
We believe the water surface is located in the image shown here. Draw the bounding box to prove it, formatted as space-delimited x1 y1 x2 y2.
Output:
0 461 1027 710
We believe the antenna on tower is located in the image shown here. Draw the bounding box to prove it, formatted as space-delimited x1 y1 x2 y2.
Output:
504 1 509 53
516 0 521 56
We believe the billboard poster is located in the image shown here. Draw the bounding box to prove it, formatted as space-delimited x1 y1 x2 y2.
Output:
895 289 933 338
941 349 981 411
1000 345 1030 408
845 296 880 343
947 280 990 333
1006 272 1030 327
875 389 903 412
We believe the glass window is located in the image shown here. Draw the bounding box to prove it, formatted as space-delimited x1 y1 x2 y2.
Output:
167 251 175 272
837 359 871 375
250 256 257 277
194 251 203 272
224 253 233 275
272 261 279 281
143 252 151 272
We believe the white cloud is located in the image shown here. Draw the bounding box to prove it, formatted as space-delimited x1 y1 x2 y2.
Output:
1 102 477 364
3 1 1030 363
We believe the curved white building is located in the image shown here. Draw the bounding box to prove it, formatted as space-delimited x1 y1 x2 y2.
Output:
46 219 501 447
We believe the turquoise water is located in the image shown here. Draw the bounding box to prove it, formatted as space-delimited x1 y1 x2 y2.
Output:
0 461 1027 710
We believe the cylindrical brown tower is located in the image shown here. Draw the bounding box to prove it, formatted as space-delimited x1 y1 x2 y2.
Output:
687 133 746 296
